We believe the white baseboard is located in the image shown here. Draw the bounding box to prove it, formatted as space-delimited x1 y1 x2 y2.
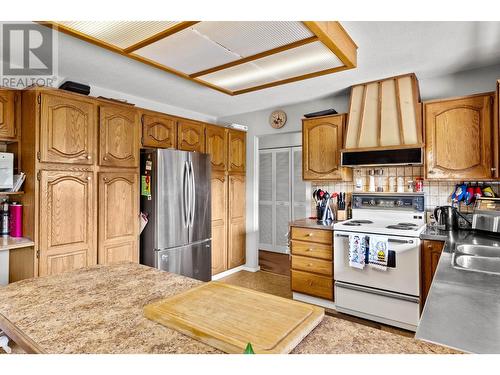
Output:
293 292 336 310
211 264 260 280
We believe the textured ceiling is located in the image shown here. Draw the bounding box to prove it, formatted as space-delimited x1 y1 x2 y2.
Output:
5 21 500 119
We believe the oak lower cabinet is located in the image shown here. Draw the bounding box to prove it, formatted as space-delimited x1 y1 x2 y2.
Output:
228 174 246 269
99 104 140 168
98 172 139 265
38 170 96 276
290 226 334 300
0 90 18 139
39 91 96 165
141 111 177 149
302 114 351 181
228 129 246 173
205 125 227 171
421 240 444 308
424 93 495 179
211 171 227 275
177 119 205 152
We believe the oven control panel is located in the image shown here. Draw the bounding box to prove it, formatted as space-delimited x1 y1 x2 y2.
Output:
353 194 424 212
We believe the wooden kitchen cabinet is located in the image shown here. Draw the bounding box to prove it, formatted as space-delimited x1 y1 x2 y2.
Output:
0 90 17 139
421 240 444 307
205 125 227 171
38 170 96 276
177 119 205 152
141 112 177 149
211 171 227 275
39 92 96 164
99 104 140 168
290 225 334 300
98 172 139 265
302 114 351 181
424 93 495 180
228 174 246 269
228 129 246 173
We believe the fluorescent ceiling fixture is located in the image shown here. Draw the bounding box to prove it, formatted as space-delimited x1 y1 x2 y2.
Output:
199 41 344 91
58 21 180 49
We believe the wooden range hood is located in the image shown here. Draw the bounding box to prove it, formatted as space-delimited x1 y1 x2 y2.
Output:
342 73 423 166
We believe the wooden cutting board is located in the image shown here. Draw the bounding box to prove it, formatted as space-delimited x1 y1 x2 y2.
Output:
144 281 324 354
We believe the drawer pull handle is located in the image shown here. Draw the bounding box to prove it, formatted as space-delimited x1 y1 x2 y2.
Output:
308 280 313 286
307 248 313 252
306 233 313 237
308 263 313 267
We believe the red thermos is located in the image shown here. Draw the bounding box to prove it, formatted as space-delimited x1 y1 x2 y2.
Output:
9 202 22 237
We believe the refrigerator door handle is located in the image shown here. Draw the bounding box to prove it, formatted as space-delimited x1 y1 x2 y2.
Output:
189 160 196 227
183 160 190 228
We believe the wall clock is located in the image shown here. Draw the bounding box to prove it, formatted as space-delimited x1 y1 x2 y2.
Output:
269 110 287 129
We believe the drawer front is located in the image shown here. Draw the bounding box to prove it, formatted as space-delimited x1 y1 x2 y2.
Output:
292 255 332 276
291 227 332 244
291 240 332 260
291 270 333 300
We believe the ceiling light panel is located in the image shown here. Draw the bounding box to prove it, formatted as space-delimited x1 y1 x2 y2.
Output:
134 27 241 74
58 21 180 49
198 41 344 92
192 21 314 57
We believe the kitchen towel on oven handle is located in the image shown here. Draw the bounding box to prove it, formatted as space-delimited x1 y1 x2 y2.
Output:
348 234 367 269
368 235 389 271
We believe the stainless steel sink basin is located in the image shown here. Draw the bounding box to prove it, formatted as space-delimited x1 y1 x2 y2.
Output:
454 254 500 275
456 244 500 257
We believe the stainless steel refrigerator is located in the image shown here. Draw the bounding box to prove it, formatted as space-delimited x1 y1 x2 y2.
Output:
140 149 211 281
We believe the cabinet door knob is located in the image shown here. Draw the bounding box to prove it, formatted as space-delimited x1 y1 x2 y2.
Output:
306 233 313 237
87 176 91 181
86 155 92 160
306 248 313 252
308 263 313 267
491 168 497 171
103 177 108 181
103 156 108 161
428 170 436 174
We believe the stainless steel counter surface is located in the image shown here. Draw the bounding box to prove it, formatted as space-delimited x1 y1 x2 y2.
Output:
289 218 341 231
419 225 452 241
416 229 500 353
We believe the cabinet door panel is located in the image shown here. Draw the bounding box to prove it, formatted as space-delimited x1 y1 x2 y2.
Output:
228 174 245 269
302 115 345 180
228 129 245 173
98 172 138 264
40 93 95 164
0 90 16 139
178 119 205 152
206 125 227 171
39 170 95 276
421 240 444 308
99 105 139 167
211 172 227 275
425 94 493 179
142 113 176 148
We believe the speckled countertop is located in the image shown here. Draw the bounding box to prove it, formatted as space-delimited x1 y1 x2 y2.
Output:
0 263 458 354
290 218 341 231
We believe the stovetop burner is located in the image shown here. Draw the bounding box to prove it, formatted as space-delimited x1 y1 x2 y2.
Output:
386 224 416 230
342 219 373 226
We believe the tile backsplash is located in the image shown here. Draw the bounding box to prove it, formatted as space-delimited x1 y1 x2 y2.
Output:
311 167 500 219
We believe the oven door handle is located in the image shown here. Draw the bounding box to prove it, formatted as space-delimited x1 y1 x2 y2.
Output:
335 281 420 304
335 233 415 244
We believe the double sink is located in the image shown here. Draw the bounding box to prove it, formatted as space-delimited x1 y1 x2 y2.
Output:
453 244 500 275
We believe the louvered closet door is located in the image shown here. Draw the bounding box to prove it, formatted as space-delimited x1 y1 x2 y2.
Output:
258 150 273 251
291 147 309 220
274 150 291 253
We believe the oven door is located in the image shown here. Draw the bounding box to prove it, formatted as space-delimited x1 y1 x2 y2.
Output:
333 230 420 296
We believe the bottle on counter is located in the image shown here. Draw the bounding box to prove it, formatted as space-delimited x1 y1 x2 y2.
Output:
1 199 9 236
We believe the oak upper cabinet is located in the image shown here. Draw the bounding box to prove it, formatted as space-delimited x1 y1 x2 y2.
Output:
0 90 17 139
228 174 246 269
211 171 227 275
39 92 96 164
228 129 246 173
302 114 349 180
421 240 444 308
38 170 95 276
98 172 139 265
177 119 205 152
99 104 140 168
142 112 177 149
424 93 495 180
205 125 227 171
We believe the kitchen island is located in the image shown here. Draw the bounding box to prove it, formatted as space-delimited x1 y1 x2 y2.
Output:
0 263 457 354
